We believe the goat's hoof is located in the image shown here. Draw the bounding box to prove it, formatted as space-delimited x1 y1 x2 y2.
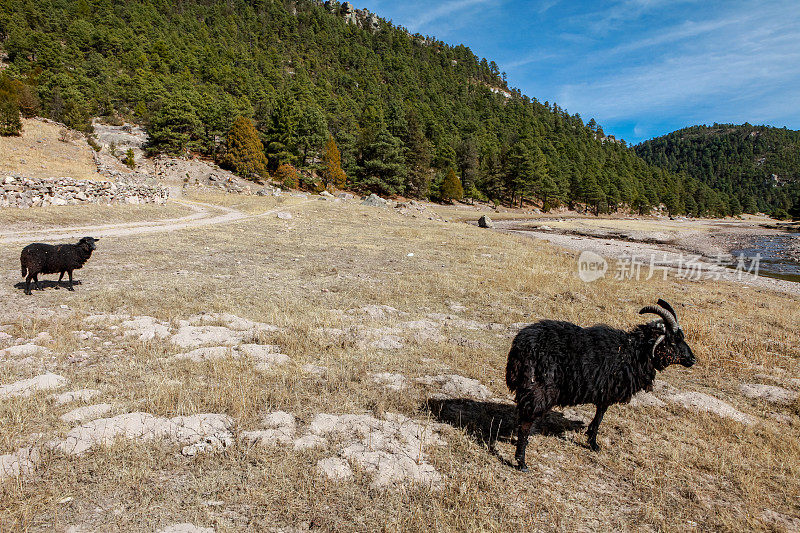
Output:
589 441 600 452
67 287 75 292
515 462 528 472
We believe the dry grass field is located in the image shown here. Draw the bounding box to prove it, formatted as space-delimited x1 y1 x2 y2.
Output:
0 202 194 233
0 119 103 181
0 193 798 532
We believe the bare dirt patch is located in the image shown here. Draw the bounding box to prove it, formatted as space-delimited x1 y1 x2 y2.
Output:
0 118 102 180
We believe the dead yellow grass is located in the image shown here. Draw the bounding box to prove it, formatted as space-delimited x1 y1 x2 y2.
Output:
0 196 798 531
184 189 306 215
0 119 103 180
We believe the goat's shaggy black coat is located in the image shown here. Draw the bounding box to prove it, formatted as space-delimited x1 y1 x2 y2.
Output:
20 237 98 295
506 305 695 470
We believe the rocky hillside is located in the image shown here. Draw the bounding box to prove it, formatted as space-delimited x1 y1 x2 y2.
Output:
0 0 740 216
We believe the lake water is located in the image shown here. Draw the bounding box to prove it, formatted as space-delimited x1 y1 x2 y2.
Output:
731 232 800 283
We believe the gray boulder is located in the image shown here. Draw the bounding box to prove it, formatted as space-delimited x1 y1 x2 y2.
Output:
361 193 387 208
478 215 493 228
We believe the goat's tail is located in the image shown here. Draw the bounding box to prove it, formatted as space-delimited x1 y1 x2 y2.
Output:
505 343 522 393
20 256 27 278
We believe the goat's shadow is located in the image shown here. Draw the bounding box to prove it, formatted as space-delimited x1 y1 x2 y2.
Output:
14 280 82 292
425 398 585 466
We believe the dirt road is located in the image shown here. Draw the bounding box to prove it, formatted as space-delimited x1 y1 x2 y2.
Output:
0 199 307 245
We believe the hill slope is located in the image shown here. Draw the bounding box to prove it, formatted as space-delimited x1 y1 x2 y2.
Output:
0 0 737 215
635 124 800 218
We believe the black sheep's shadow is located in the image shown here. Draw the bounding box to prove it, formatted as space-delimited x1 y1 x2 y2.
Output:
14 279 82 292
425 398 585 467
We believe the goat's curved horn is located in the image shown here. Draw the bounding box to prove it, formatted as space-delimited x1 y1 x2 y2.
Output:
657 299 682 330
639 305 679 331
657 299 678 320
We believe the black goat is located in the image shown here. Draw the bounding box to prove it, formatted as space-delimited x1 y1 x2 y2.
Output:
505 299 695 471
20 237 99 295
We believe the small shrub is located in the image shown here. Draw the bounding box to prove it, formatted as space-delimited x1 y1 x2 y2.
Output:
274 163 300 190
772 208 789 220
0 100 22 136
87 136 101 152
440 167 464 202
124 148 136 168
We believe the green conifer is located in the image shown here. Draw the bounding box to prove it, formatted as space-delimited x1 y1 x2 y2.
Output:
222 116 268 179
441 167 464 202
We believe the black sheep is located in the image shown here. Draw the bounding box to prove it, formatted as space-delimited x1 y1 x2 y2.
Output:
506 299 695 471
20 237 99 295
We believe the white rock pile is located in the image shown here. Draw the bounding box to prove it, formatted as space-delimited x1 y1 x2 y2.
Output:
1 176 168 208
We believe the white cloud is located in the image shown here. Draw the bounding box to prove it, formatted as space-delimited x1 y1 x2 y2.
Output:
556 3 800 133
406 0 495 32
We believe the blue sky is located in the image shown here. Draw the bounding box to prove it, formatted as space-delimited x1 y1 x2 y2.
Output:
354 0 800 144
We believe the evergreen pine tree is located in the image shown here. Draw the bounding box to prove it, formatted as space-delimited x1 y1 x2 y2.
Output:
357 127 407 196
148 97 202 154
264 97 298 171
275 163 300 190
441 167 464 202
0 100 22 136
321 135 347 190
221 116 268 179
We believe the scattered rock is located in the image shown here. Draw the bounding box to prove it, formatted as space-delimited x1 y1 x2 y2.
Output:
240 344 291 370
60 404 114 424
416 374 493 401
173 346 233 362
171 326 244 349
478 215 493 228
293 434 327 451
241 428 295 447
740 384 798 405
61 403 113 423
121 316 171 341
317 457 353 480
241 411 296 447
0 373 68 399
0 447 40 481
361 193 387 208
653 381 754 425
50 412 234 456
337 192 354 200
73 330 95 341
49 389 102 406
185 313 279 334
371 372 409 391
276 211 292 220
158 524 215 533
310 412 446 488
0 343 51 359
761 509 800 533
369 335 403 350
398 320 445 343
628 391 666 408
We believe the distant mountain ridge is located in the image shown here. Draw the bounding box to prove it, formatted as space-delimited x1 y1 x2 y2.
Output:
636 124 800 217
